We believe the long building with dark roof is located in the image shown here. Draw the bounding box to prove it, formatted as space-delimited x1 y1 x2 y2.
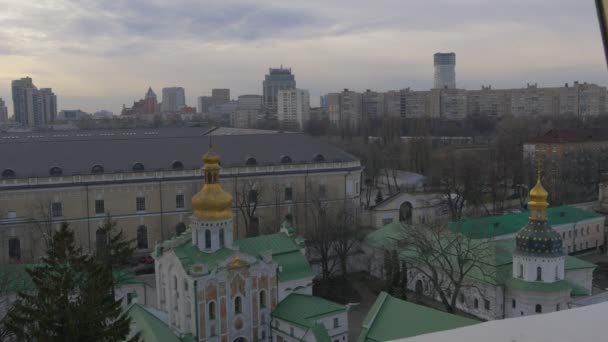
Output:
0 127 362 264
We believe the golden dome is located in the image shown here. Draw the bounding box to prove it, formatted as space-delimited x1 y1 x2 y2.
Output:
192 150 233 220
528 170 549 221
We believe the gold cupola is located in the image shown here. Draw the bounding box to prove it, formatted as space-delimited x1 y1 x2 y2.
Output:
528 165 549 221
191 148 233 220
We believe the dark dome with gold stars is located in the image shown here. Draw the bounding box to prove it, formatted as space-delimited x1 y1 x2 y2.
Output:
514 169 563 256
515 220 563 256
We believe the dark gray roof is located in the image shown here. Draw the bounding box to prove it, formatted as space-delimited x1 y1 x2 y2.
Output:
0 128 358 178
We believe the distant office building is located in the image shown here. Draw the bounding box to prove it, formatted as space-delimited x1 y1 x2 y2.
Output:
433 88 467 119
466 86 512 118
161 87 186 112
433 52 456 89
93 110 114 119
277 89 310 131
122 87 159 116
233 95 263 128
0 98 8 122
263 67 296 117
212 88 230 104
197 96 213 114
58 109 90 122
309 107 329 122
11 77 57 126
208 101 238 126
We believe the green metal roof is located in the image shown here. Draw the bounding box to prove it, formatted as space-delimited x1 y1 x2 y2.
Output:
172 243 235 272
506 278 575 293
565 256 596 270
366 222 406 248
127 303 189 342
273 251 315 282
450 206 605 239
234 233 302 257
271 293 346 340
358 292 478 342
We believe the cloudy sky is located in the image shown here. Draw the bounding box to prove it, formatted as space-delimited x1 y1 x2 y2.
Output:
0 0 606 116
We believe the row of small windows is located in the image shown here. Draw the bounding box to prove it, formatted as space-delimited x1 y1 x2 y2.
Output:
1 160 185 178
511 300 558 314
1 153 328 178
244 153 326 166
203 229 225 249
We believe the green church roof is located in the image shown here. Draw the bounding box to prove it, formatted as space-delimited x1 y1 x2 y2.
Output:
172 232 313 283
127 303 191 342
271 293 346 342
450 206 604 239
358 292 478 342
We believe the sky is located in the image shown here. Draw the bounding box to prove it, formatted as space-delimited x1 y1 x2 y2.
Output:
0 0 606 116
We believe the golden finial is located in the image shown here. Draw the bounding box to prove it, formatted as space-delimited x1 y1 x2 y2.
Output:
228 254 249 269
528 158 549 221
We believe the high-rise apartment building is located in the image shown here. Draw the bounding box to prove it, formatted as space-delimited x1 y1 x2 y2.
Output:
277 89 310 131
0 98 8 122
161 87 186 112
263 67 296 117
361 90 385 121
433 52 456 89
211 88 230 104
327 89 362 132
11 77 57 126
197 96 213 114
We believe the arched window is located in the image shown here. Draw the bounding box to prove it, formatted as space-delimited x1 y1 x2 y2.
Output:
91 164 104 174
259 290 266 308
2 169 16 178
219 229 225 248
49 166 63 176
205 229 211 249
96 228 108 259
171 160 184 170
535 304 542 313
245 157 257 166
208 301 216 320
137 225 148 249
474 299 479 309
556 303 560 311
312 153 325 162
512 299 516 308
234 296 242 314
536 266 542 281
280 155 292 164
519 264 523 278
8 238 20 261
132 162 145 172
176 222 186 236
555 265 559 280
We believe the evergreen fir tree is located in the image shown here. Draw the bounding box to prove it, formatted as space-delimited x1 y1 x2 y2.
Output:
375 189 384 204
4 223 139 342
98 214 136 268
391 250 400 296
400 261 408 301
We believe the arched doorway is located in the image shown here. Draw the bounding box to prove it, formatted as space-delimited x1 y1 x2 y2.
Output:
399 201 413 224
233 338 247 342
175 222 186 236
415 280 423 295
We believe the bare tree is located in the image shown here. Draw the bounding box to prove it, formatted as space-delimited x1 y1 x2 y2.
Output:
305 194 337 281
332 205 363 278
430 150 486 221
235 179 262 237
400 223 495 313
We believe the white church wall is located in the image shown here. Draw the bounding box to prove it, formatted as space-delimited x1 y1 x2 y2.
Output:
566 268 594 294
505 288 570 318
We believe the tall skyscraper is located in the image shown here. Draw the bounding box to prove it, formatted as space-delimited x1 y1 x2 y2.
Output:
277 89 310 131
161 87 186 112
433 52 456 89
0 98 8 122
11 77 57 126
39 88 57 123
263 67 296 117
211 89 230 104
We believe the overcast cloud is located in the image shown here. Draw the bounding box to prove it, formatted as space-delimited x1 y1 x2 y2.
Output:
0 0 606 115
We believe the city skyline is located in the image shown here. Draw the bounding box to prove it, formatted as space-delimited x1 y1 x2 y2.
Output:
0 0 606 117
